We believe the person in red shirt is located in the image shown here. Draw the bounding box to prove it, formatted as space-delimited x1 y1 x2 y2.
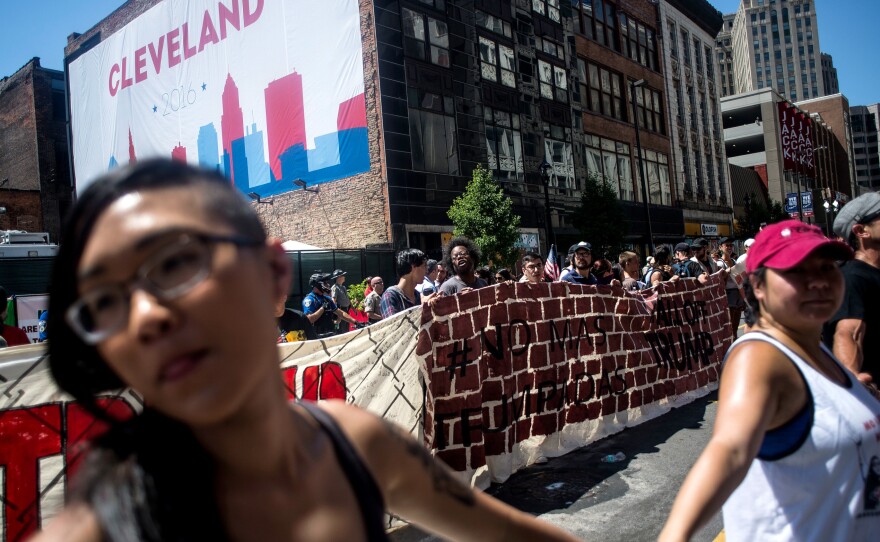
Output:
0 286 30 346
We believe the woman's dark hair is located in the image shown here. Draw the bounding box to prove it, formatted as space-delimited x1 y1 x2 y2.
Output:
442 236 481 276
395 248 427 277
742 268 767 326
476 266 494 284
47 159 264 541
610 263 624 282
653 246 671 266
496 268 513 281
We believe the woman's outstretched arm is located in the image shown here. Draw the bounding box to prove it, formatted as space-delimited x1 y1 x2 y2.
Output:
320 400 581 542
658 340 794 542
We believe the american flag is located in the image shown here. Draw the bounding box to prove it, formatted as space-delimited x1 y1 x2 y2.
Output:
544 244 560 281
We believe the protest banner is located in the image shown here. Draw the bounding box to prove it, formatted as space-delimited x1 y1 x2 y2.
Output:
417 274 732 485
0 275 730 538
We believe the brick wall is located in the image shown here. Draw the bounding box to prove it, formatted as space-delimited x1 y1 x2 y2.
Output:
0 59 73 239
417 275 731 478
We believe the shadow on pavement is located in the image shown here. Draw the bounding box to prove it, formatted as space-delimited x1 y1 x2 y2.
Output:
486 391 716 515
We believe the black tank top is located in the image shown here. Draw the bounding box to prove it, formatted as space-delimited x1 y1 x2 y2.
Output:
298 402 390 542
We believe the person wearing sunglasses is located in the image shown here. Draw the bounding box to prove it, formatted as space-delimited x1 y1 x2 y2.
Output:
39 160 578 542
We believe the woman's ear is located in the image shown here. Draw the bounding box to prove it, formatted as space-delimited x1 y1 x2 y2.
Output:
266 238 292 309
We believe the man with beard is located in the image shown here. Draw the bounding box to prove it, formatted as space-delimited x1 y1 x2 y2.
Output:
559 242 597 285
439 237 488 295
689 238 719 277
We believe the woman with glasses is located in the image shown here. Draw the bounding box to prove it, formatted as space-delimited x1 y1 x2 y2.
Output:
38 160 578 542
660 221 880 542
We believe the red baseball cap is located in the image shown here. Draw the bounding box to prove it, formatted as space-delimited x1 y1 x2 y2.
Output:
746 220 853 274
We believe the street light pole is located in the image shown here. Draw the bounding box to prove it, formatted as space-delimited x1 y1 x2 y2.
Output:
743 193 752 237
539 159 555 252
823 197 839 237
630 79 654 254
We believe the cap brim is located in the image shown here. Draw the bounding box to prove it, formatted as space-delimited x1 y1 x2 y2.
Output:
760 238 853 271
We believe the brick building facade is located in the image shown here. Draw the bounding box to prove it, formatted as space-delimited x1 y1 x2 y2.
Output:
0 58 73 241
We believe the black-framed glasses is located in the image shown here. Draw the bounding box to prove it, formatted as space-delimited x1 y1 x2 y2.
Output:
66 233 263 344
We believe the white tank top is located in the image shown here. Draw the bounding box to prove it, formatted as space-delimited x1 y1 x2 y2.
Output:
722 333 880 542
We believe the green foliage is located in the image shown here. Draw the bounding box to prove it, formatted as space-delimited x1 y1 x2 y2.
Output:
736 198 789 239
447 165 522 267
346 279 369 311
572 173 628 257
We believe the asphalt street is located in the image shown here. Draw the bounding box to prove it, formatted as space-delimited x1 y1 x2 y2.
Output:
391 390 723 542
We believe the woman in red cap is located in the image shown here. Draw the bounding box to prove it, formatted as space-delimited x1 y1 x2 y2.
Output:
660 220 880 542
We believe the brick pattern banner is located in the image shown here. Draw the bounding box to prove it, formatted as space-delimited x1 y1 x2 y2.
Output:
416 274 733 485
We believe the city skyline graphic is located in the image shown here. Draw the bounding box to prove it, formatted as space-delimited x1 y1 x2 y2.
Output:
112 69 369 196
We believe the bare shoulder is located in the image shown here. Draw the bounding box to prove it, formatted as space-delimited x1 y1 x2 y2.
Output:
309 400 403 464
724 337 801 384
30 504 102 542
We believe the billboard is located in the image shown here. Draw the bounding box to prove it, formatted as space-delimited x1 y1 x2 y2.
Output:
68 0 370 195
777 101 815 177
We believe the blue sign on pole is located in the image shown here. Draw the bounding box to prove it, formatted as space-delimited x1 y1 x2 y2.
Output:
801 191 813 217
785 192 798 215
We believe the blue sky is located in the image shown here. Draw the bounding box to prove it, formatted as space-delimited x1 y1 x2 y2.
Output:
0 0 877 106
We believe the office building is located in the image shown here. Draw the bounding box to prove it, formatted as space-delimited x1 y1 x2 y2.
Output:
729 0 826 102
660 0 733 241
850 104 880 191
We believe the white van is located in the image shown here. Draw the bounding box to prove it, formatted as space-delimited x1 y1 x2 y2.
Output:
0 231 59 258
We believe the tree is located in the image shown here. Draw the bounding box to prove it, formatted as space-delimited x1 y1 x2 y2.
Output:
571 173 627 258
447 165 522 267
736 198 789 239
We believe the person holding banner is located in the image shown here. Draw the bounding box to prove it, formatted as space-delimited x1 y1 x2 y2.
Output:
660 220 880 542
38 160 578 542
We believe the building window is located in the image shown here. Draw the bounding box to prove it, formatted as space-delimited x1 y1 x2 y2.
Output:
475 10 512 38
413 0 445 9
484 107 524 182
407 88 458 174
539 36 566 60
705 46 714 80
538 59 568 102
402 8 449 67
532 0 560 23
544 125 575 190
668 20 678 57
632 83 665 135
681 30 691 65
620 13 657 70
479 36 516 87
579 0 619 50
576 58 625 121
584 133 634 200
638 149 670 205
